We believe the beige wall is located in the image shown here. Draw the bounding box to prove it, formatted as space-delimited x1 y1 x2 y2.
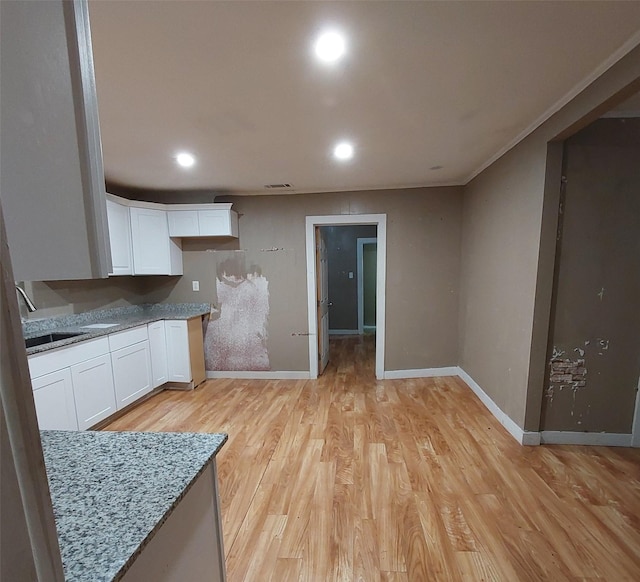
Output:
459 45 640 431
145 187 463 372
541 118 640 433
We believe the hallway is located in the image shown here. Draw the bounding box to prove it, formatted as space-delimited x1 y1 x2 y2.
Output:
105 336 640 581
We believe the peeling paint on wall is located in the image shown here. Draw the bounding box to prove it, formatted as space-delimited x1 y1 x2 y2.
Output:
547 348 587 403
204 257 270 371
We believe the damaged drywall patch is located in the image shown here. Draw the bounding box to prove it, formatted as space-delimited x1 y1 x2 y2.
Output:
205 256 270 371
547 348 587 401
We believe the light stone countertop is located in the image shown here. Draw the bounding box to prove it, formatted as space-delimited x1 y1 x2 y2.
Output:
24 303 213 355
40 430 227 582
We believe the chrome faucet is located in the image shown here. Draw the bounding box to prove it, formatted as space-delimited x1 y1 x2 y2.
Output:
15 285 37 312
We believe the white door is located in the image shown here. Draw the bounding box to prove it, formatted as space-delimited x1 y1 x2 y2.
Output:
165 320 191 382
198 210 229 236
71 354 117 430
130 206 171 274
31 368 78 430
316 227 330 374
111 341 152 409
168 210 199 237
106 200 133 275
148 320 168 387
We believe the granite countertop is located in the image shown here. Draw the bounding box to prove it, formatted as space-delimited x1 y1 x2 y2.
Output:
41 430 227 582
24 303 213 355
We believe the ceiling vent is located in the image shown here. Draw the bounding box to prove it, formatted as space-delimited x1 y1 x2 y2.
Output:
264 183 293 189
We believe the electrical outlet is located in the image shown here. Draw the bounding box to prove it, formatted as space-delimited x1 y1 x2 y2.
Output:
192 280 200 292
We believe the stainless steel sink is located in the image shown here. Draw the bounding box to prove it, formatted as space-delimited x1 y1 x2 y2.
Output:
25 331 87 349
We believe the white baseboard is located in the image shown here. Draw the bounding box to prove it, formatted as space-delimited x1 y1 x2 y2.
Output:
383 367 459 380
456 368 537 445
539 431 632 447
206 371 310 380
329 329 360 335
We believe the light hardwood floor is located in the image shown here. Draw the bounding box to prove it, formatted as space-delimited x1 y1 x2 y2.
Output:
104 335 640 581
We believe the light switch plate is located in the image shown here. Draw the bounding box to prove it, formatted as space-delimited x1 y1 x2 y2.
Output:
192 280 200 291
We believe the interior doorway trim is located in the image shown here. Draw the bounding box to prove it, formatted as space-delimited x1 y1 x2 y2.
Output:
305 214 387 380
357 237 377 334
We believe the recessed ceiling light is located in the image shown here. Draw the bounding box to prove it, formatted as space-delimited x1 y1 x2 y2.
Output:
333 141 354 161
314 30 346 63
175 152 196 168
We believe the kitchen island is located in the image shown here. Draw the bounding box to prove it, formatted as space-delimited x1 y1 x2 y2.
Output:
40 430 227 582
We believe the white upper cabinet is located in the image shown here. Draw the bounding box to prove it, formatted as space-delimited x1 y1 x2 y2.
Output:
0 0 111 281
106 200 133 276
130 207 183 276
168 210 200 237
168 205 239 238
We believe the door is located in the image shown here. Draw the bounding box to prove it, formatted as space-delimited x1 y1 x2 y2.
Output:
165 320 192 383
31 368 78 430
148 320 169 387
106 200 133 275
130 206 171 274
111 341 152 409
316 227 330 374
71 353 116 430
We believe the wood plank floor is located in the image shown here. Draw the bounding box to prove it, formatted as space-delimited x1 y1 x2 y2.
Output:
104 335 640 581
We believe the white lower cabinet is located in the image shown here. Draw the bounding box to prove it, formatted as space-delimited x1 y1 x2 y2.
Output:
71 354 117 431
31 368 78 430
28 317 206 430
111 341 152 409
165 320 191 383
148 320 168 387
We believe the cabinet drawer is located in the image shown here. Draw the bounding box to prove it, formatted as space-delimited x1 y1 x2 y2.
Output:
28 336 110 379
108 325 148 352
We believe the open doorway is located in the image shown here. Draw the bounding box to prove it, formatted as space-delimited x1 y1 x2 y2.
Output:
541 96 640 444
357 237 377 335
306 215 387 379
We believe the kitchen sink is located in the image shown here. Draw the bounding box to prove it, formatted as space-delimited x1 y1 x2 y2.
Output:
25 331 87 349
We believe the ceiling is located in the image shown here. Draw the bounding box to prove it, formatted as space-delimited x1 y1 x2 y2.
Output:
88 1 640 197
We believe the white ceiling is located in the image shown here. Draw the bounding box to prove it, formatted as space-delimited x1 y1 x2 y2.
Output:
88 1 640 196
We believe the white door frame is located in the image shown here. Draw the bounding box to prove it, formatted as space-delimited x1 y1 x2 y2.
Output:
306 215 387 380
357 237 377 334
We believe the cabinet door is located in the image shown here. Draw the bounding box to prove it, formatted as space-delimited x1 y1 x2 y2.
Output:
165 320 192 383
111 341 152 409
148 321 168 388
198 210 230 236
71 354 116 430
31 368 78 430
106 200 133 275
130 207 172 275
168 210 199 237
